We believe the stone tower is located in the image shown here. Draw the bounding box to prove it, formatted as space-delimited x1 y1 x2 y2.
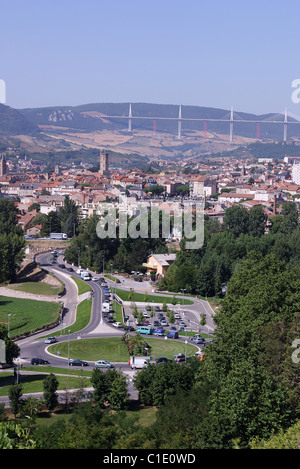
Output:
0 154 7 177
99 150 110 176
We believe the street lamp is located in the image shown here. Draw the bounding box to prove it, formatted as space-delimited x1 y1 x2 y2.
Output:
180 288 186 312
7 314 11 338
67 329 71 365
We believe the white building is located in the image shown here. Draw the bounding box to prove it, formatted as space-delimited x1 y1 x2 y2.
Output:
292 164 300 185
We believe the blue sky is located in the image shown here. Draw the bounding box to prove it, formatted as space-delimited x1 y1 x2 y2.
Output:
1 0 300 115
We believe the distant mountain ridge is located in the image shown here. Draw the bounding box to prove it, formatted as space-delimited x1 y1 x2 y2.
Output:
18 102 300 140
0 103 39 136
1 102 300 142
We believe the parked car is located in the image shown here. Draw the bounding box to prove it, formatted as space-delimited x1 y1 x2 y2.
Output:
153 320 160 327
142 311 149 317
179 321 187 327
31 358 50 365
157 313 164 319
69 359 88 366
154 306 160 312
173 353 186 362
170 326 177 331
94 360 114 368
160 319 168 326
45 337 57 344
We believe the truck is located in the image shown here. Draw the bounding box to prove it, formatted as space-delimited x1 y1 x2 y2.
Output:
129 356 150 369
81 271 91 281
50 233 67 240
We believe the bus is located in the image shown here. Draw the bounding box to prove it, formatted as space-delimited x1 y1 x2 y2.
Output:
50 233 67 240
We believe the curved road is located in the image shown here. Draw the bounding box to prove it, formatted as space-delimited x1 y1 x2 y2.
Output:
0 251 215 405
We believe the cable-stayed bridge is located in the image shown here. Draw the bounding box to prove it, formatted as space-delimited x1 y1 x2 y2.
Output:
103 104 300 143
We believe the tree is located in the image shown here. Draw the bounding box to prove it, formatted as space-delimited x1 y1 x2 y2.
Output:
8 383 23 419
43 373 59 411
223 205 250 238
91 367 128 410
248 205 268 237
0 324 19 364
60 195 79 238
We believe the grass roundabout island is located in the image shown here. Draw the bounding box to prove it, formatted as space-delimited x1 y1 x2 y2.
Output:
48 336 198 362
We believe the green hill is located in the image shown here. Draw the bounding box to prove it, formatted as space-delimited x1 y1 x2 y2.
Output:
0 103 39 136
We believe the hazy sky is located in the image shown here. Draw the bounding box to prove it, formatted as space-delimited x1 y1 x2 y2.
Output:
1 0 300 115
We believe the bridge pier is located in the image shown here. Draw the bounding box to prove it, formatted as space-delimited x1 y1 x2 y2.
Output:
229 106 234 143
178 105 182 139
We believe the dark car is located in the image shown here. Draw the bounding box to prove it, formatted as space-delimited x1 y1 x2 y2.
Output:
69 359 88 366
155 357 171 364
31 358 50 365
58 263 65 269
67 267 73 272
154 306 160 312
123 325 135 331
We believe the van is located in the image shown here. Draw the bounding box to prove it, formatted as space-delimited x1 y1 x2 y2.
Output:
129 356 150 369
136 326 154 335
81 271 91 281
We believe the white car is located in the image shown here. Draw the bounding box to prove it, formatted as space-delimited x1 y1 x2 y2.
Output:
91 276 98 281
45 337 57 344
113 322 123 328
94 360 114 369
76 268 84 274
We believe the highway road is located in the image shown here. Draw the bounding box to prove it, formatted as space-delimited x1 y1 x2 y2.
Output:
0 250 215 406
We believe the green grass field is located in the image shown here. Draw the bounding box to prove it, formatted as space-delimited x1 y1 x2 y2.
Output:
0 372 91 396
0 296 61 338
71 276 92 295
48 337 197 362
115 289 194 305
7 282 61 297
